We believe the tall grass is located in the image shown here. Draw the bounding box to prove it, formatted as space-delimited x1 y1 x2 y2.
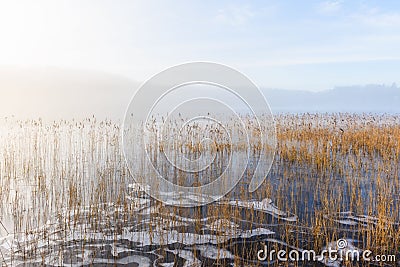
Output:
0 113 399 266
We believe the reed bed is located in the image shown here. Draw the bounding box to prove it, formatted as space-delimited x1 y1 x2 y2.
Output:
0 113 399 266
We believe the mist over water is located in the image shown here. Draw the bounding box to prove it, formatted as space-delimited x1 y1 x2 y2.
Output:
1 68 399 122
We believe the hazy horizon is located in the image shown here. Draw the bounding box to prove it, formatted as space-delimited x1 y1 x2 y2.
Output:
0 67 399 121
1 1 400 120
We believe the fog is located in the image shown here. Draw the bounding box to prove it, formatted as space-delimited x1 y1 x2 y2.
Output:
1 68 399 122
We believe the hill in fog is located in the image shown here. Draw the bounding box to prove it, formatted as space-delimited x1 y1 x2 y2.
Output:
0 67 138 121
1 67 399 121
262 84 400 114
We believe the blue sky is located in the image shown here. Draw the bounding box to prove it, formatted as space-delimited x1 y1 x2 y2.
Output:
0 0 400 91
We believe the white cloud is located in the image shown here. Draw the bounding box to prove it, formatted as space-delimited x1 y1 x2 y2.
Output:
215 5 255 26
352 11 400 27
316 0 343 15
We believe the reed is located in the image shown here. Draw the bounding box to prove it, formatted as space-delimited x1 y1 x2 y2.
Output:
0 113 398 266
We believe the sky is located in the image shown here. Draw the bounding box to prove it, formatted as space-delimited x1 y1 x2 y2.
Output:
0 0 400 91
